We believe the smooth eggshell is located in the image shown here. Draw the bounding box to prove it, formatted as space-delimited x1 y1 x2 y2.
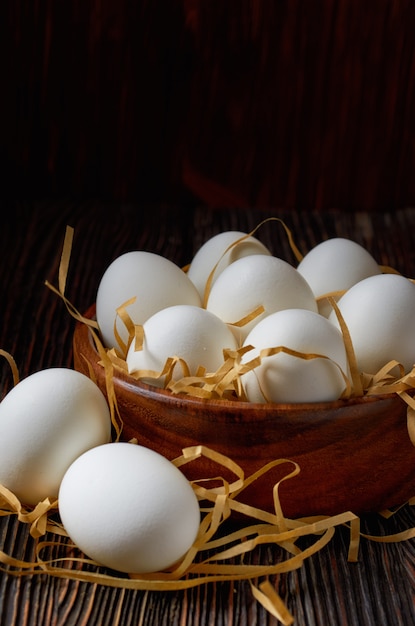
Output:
0 368 112 505
241 309 349 403
297 237 381 317
96 251 202 351
58 442 201 574
187 230 272 300
206 255 318 343
126 304 238 386
328 273 415 374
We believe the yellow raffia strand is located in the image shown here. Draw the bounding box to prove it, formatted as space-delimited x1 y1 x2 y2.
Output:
327 296 363 397
92 331 123 441
201 217 303 307
228 304 265 328
0 349 20 391
0 483 58 538
346 516 361 562
246 216 304 263
400 395 415 446
133 324 144 351
316 289 347 305
237 344 352 403
45 225 99 331
113 298 138 357
250 580 294 625
58 224 73 295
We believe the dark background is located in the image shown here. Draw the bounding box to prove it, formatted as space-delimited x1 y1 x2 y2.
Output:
3 0 415 211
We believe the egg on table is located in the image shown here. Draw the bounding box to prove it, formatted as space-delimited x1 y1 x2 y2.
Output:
206 254 318 343
126 304 238 387
186 230 272 301
240 308 349 403
58 442 201 574
96 251 202 352
297 237 382 317
328 273 415 375
0 368 112 505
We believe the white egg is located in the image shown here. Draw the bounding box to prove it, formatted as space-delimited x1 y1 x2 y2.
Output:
206 255 318 343
297 237 381 317
0 368 112 505
58 442 200 574
96 251 202 351
241 309 349 403
187 230 272 301
328 273 415 375
126 304 238 387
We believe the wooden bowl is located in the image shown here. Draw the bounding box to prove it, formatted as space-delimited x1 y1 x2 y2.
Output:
73 304 415 519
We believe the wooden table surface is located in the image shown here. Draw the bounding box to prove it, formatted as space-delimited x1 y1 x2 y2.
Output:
1 202 415 626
